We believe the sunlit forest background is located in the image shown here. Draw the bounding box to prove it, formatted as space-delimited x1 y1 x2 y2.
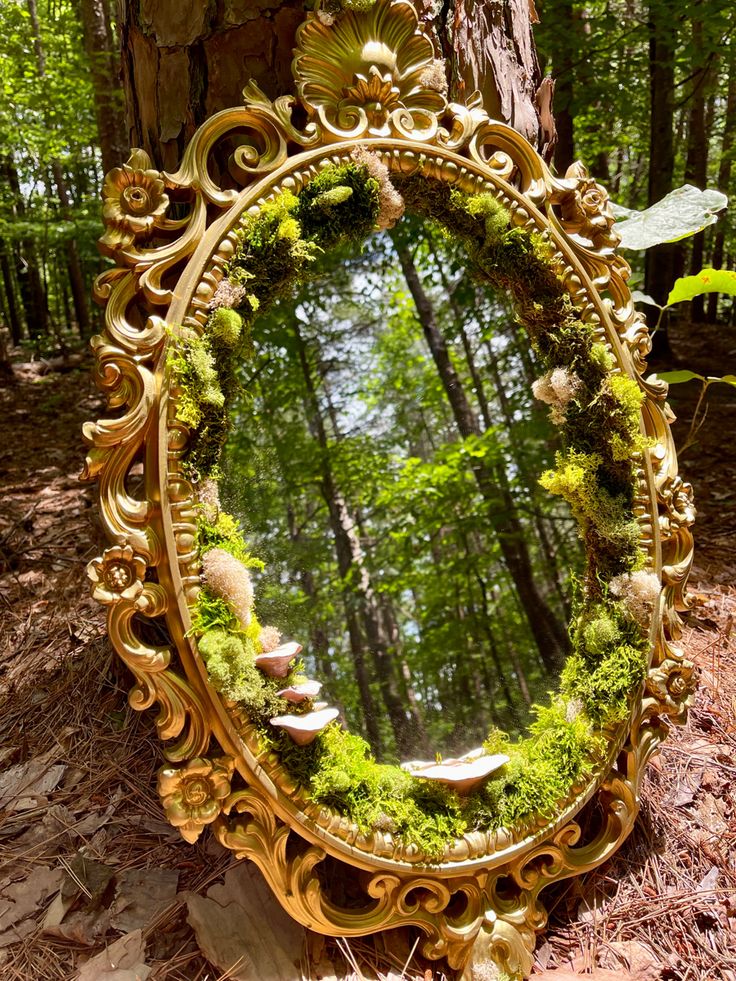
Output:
223 224 583 759
0 0 733 763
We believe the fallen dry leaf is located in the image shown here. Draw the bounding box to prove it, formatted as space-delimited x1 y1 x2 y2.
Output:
111 868 179 932
0 759 66 811
75 929 150 981
597 939 660 979
0 865 62 947
184 862 305 980
534 970 634 980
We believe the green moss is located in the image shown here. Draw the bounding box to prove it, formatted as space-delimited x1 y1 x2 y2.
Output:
466 701 602 830
340 0 377 10
209 307 243 348
167 331 225 430
561 642 647 726
583 614 622 659
197 510 264 570
295 162 379 249
173 163 380 479
454 189 511 244
312 185 353 208
199 627 287 715
191 587 240 635
539 448 639 556
302 726 467 859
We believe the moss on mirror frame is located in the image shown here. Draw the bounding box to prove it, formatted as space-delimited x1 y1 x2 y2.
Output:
167 159 653 860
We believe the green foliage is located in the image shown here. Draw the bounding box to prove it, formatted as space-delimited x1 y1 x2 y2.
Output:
614 186 729 251
666 267 736 306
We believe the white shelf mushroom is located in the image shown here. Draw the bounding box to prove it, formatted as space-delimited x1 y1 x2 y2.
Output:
277 679 323 703
254 641 302 678
270 707 340 746
401 752 510 796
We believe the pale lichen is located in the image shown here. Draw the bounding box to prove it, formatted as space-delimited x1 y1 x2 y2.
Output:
259 625 282 653
209 278 247 310
350 146 405 228
609 570 661 627
202 547 254 628
533 367 583 424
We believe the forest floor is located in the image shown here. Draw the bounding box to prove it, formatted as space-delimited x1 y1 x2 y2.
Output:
0 318 734 981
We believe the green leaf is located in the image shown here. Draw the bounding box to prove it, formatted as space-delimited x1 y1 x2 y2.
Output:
614 186 728 251
631 290 661 308
656 370 704 385
706 374 736 388
666 268 736 307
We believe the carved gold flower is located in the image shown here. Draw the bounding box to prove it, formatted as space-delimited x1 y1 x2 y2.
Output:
560 163 618 250
158 756 235 843
294 0 446 136
647 658 697 715
100 149 169 252
86 544 146 605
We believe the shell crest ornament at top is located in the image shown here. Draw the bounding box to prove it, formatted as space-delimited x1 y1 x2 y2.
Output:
294 0 446 137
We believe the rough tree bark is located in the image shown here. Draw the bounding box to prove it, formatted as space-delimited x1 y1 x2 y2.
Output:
118 0 550 171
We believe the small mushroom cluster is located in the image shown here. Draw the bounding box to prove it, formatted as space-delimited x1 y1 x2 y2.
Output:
254 641 339 746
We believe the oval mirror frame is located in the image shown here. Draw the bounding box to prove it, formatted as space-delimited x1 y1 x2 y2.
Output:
83 1 697 975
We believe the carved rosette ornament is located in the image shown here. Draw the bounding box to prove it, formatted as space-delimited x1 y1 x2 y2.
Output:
82 1 695 976
158 756 235 843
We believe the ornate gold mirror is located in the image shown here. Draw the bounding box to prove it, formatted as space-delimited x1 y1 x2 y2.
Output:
83 1 696 976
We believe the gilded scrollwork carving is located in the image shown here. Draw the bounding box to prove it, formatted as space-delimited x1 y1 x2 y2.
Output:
82 0 695 975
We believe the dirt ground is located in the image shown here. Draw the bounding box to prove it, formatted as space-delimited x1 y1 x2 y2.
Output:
0 320 734 980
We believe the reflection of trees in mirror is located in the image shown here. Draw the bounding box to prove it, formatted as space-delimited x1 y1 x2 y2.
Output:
167 158 657 856
222 217 584 761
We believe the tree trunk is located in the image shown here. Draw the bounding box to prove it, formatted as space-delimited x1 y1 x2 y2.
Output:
644 0 679 360
27 0 91 338
2 157 49 342
0 244 23 346
118 0 548 171
393 235 568 673
682 8 712 323
293 317 424 759
707 51 736 324
79 0 128 172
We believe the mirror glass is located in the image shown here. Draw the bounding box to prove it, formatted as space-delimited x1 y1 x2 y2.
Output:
221 216 584 763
